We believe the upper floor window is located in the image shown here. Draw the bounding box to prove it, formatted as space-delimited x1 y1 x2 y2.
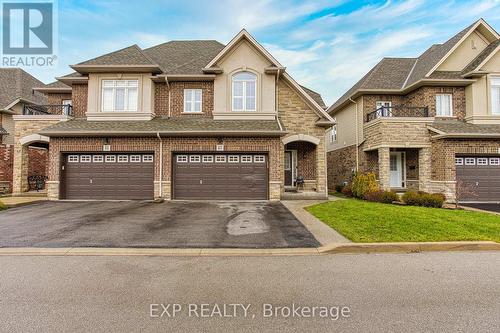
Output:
330 124 337 143
376 101 392 117
491 76 500 115
232 72 256 111
101 80 138 112
62 99 72 116
435 94 453 117
184 89 202 113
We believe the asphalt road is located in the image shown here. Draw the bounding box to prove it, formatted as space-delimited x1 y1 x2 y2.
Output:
0 252 499 332
0 201 319 248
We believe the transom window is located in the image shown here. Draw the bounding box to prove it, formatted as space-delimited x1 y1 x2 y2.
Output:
92 155 103 163
490 158 500 165
228 155 239 163
184 89 202 112
465 157 475 165
491 76 500 115
253 155 265 163
241 155 252 163
189 155 201 163
436 94 453 117
105 155 116 163
232 71 256 111
80 155 91 163
202 155 213 163
117 155 129 163
215 155 226 163
455 157 463 165
177 155 188 163
142 155 154 163
101 79 138 112
130 155 141 163
68 155 79 163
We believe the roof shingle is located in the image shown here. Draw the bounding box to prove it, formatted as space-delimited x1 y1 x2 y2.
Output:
0 68 47 109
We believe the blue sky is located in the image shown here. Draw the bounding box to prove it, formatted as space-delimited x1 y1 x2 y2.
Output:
20 0 500 105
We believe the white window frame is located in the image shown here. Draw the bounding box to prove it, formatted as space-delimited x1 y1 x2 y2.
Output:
241 155 252 163
117 155 129 163
477 157 488 165
101 79 139 112
80 155 91 163
177 155 188 163
142 155 153 163
130 155 141 163
228 155 239 163
92 155 103 163
183 89 203 113
68 155 79 163
189 155 201 163
455 157 463 166
215 155 226 163
330 125 337 143
202 155 213 163
376 101 392 117
105 155 116 163
435 94 453 117
491 76 500 115
254 155 265 163
232 72 257 112
489 157 500 165
465 157 475 165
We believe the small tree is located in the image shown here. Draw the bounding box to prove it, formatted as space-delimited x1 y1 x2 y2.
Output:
455 180 478 208
351 172 378 199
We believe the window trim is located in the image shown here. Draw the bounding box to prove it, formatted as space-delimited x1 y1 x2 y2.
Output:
231 71 257 112
183 89 203 113
101 79 139 112
435 93 453 117
491 76 500 115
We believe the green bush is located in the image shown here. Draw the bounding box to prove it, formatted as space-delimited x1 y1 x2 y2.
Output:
351 172 378 199
0 201 6 211
335 184 344 193
402 191 445 208
364 190 399 204
341 184 353 197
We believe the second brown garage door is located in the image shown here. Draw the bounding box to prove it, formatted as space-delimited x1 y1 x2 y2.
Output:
455 156 500 202
62 153 155 200
173 153 268 200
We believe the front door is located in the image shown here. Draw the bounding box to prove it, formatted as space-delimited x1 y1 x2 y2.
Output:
389 152 403 188
284 151 293 186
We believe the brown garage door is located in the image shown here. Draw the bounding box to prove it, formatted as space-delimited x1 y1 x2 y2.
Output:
62 153 154 200
455 156 500 202
173 153 268 200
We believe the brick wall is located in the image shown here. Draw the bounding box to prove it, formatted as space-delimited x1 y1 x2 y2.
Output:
169 82 214 117
28 147 48 177
154 82 169 116
285 141 316 179
72 84 88 118
0 144 13 193
327 145 356 189
47 93 72 107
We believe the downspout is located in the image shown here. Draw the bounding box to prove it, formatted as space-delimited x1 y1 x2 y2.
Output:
156 132 163 198
349 97 359 172
275 68 283 131
165 76 171 118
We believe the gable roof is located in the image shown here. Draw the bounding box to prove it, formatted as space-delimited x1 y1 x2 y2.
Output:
0 68 47 110
300 85 326 109
33 80 72 93
428 121 500 138
329 19 500 114
461 38 500 75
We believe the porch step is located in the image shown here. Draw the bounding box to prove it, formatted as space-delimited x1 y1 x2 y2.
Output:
281 192 328 200
15 191 47 198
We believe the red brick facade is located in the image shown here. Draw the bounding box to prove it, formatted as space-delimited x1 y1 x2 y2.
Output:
71 84 88 118
0 144 13 193
27 147 48 177
47 93 72 108
285 141 316 179
168 82 214 117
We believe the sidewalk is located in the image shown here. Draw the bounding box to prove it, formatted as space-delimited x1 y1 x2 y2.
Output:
0 196 47 208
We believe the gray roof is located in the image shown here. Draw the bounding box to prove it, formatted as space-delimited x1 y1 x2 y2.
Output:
0 68 47 109
45 81 71 88
76 45 158 66
461 38 500 74
39 117 284 137
143 40 225 74
300 86 326 109
428 121 500 136
330 20 490 112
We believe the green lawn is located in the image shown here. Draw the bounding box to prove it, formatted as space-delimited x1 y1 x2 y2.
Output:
306 199 500 243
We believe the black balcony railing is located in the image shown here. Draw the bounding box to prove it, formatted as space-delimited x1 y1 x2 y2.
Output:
366 106 429 122
23 104 73 116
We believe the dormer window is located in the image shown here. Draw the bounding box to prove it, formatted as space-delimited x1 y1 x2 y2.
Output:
101 79 138 112
232 71 256 111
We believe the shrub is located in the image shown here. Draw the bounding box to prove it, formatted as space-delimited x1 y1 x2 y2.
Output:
364 190 399 204
402 191 445 208
341 184 353 197
0 201 6 211
335 184 344 193
351 172 378 199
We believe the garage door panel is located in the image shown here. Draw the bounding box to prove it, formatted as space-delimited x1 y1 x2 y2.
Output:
173 153 268 200
456 156 500 202
63 154 154 200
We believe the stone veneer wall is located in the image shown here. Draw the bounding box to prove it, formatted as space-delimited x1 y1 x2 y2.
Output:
327 145 356 190
48 136 282 200
277 81 327 195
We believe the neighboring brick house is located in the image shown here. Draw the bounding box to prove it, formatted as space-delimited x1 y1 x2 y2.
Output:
15 29 333 200
327 19 500 203
0 68 52 194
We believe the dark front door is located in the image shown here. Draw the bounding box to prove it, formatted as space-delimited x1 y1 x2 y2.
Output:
284 151 292 186
173 153 268 200
62 153 155 200
456 156 500 202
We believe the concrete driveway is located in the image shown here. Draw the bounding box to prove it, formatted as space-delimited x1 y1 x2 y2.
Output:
0 201 319 248
461 203 500 213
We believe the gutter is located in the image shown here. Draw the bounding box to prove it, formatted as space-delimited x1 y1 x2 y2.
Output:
39 130 289 137
349 97 359 172
156 132 163 198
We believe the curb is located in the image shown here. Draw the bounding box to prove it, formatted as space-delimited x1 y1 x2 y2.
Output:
0 241 498 257
318 241 500 254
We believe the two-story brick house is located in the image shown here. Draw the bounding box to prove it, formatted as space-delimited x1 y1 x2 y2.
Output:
12 30 333 201
327 19 500 203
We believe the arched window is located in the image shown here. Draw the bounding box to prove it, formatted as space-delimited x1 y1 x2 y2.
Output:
232 71 256 111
